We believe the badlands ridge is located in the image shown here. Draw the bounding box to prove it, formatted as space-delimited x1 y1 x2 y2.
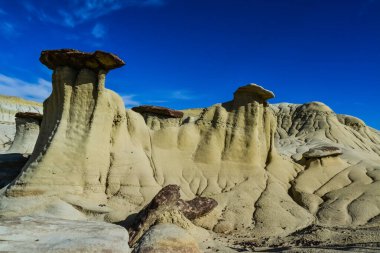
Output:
0 49 379 252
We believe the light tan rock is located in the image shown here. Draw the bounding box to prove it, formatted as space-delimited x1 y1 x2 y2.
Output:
134 224 200 253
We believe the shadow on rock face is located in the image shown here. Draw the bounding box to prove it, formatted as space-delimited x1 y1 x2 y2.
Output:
0 153 29 189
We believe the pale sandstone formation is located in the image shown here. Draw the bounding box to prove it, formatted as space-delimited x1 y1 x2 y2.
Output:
0 216 131 253
272 102 380 228
0 49 380 251
6 112 42 154
0 95 42 151
134 224 201 253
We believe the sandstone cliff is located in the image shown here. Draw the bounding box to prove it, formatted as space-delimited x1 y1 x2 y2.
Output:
1 50 380 251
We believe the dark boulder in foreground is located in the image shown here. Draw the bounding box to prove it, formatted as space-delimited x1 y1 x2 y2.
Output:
127 184 217 245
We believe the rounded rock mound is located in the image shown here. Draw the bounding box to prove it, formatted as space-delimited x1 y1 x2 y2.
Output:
134 224 201 253
299 102 333 113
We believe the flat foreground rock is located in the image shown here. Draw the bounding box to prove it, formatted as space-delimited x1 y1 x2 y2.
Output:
0 216 131 253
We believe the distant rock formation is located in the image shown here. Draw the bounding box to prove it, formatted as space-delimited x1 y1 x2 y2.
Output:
0 96 42 151
6 112 42 154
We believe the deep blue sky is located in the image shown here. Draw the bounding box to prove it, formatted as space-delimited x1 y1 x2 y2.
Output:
0 0 379 129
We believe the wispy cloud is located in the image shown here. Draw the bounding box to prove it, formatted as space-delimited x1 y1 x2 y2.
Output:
170 90 196 100
0 8 6 15
92 23 106 38
23 0 166 27
0 73 51 101
0 22 18 38
121 94 140 107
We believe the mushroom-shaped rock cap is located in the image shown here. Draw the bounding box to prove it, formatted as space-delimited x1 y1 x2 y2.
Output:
15 112 43 122
40 49 125 72
303 146 343 159
233 83 275 106
132 105 184 118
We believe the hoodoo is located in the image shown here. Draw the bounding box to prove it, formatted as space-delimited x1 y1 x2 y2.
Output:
232 83 275 108
6 49 128 199
7 112 42 154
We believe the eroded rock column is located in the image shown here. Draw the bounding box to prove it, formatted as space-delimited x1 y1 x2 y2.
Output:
7 112 42 154
6 49 127 200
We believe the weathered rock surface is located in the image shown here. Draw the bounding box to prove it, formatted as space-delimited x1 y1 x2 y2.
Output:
132 105 184 118
127 185 217 245
40 49 125 72
0 216 131 253
273 102 380 226
134 224 200 253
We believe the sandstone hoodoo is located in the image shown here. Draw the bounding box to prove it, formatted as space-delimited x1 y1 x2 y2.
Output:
0 95 42 152
232 83 275 107
132 105 184 118
5 49 129 198
7 112 43 154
